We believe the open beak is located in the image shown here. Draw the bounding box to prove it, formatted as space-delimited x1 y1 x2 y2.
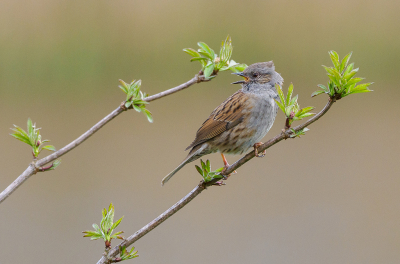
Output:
231 72 247 84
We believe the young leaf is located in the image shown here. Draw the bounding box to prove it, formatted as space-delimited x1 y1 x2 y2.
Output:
10 133 31 145
183 48 201 58
200 159 206 171
42 145 56 151
203 62 215 79
143 109 153 123
329 50 340 70
344 63 354 76
197 42 213 57
198 51 214 60
286 83 294 105
275 84 286 106
228 62 248 73
195 165 203 176
340 52 352 73
27 118 33 136
344 68 359 81
190 57 208 62
274 100 286 113
311 90 326 97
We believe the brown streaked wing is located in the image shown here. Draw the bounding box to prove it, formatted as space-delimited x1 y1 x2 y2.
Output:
185 91 248 150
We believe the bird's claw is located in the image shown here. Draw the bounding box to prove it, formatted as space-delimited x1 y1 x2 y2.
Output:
221 167 237 179
253 142 266 158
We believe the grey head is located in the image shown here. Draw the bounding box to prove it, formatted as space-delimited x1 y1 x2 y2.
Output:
232 61 283 92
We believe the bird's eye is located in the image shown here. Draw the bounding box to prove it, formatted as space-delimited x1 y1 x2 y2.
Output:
253 73 259 78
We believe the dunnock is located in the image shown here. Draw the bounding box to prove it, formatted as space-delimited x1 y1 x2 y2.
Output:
161 61 283 185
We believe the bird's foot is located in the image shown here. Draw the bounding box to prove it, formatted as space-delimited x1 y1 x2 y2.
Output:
221 167 237 180
253 142 266 158
221 153 237 179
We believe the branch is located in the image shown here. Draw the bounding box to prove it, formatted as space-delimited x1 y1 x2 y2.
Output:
97 97 335 263
0 75 207 204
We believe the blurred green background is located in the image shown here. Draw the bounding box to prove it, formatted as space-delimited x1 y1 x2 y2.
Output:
1 0 400 263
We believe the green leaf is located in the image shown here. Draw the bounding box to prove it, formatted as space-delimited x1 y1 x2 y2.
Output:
317 84 328 92
83 231 103 240
112 231 124 237
329 50 340 70
183 48 201 57
340 52 352 73
344 63 354 76
311 90 326 97
344 68 359 81
132 104 141 112
230 63 247 72
195 165 203 176
214 167 224 173
143 109 153 123
352 82 373 91
289 94 298 107
345 77 364 86
48 159 61 170
275 84 285 106
125 101 132 108
92 223 101 234
119 85 128 94
12 125 29 139
10 133 31 145
112 216 124 230
346 83 373 95
203 62 215 79
200 159 206 171
27 118 33 136
198 51 213 60
190 57 208 62
298 106 314 114
219 36 233 66
197 42 214 57
295 112 314 119
129 246 137 254
328 81 335 96
274 100 286 113
42 145 56 151
286 83 294 105
347 89 372 95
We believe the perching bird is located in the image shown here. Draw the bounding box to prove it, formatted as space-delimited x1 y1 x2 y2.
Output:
161 61 283 185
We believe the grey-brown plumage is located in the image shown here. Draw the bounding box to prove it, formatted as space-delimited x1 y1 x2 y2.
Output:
161 61 283 185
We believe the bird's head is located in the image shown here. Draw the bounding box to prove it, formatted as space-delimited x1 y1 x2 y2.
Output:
232 61 277 85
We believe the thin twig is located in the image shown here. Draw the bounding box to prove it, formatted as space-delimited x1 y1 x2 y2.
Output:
144 75 206 102
0 75 205 204
97 98 335 263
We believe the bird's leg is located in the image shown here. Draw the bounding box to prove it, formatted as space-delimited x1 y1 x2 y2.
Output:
221 153 237 179
253 142 266 158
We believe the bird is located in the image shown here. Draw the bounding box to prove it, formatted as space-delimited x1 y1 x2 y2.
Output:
161 61 283 185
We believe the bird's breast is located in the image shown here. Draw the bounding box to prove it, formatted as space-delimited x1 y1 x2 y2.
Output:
245 93 278 141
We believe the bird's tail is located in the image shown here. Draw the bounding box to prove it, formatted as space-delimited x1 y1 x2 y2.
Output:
161 144 207 186
161 158 191 186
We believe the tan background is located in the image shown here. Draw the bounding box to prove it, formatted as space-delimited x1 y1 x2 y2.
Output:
1 0 399 263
